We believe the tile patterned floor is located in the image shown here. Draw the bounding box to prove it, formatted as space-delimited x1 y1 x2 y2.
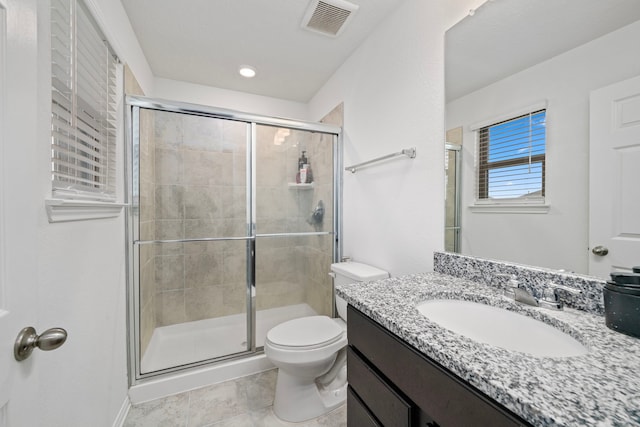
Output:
124 369 347 427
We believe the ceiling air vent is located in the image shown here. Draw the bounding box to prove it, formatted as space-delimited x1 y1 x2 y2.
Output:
301 0 359 37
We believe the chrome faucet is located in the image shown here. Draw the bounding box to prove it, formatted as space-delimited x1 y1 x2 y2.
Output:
495 274 582 310
538 282 582 310
497 274 539 307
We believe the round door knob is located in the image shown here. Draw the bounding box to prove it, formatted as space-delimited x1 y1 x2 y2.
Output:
592 246 609 256
14 326 67 361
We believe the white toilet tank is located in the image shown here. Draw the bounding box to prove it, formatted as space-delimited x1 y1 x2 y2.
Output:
331 261 389 320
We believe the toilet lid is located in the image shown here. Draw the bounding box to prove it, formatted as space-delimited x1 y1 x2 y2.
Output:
267 316 343 348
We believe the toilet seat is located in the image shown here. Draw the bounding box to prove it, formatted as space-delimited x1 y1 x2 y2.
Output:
266 316 344 350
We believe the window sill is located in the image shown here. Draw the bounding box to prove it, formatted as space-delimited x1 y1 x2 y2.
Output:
468 203 550 214
45 198 127 223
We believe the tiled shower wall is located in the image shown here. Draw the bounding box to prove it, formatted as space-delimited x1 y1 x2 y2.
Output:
138 111 156 355
255 125 334 316
138 109 337 354
123 65 157 357
143 112 248 329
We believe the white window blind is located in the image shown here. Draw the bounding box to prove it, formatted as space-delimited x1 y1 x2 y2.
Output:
477 110 546 201
51 0 118 201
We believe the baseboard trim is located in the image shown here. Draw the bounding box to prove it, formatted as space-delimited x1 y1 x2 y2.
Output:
112 396 131 427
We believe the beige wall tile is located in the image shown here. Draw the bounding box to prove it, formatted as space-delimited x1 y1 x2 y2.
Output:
155 255 185 291
222 120 248 151
223 248 247 284
184 286 225 322
155 148 183 185
139 108 339 333
222 283 246 316
140 299 155 356
140 256 155 305
124 65 144 96
219 186 247 220
155 185 184 220
139 223 155 254
182 115 223 152
183 151 234 186
184 186 222 220
184 218 218 239
156 290 186 326
139 180 156 223
154 111 183 149
139 110 155 159
185 251 224 287
256 282 305 310
155 220 184 241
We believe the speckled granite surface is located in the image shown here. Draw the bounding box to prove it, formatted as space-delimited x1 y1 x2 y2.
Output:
434 251 607 315
337 258 640 426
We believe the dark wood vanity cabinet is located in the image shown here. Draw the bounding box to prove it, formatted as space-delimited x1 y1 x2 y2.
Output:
346 305 532 427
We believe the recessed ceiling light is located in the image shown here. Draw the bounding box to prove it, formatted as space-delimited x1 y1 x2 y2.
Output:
239 65 256 78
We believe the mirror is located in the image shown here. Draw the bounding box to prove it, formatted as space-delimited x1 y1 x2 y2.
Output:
445 0 640 275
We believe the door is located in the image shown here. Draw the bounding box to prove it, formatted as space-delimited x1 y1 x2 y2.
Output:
0 0 41 424
129 104 253 376
253 124 337 346
589 75 640 278
445 143 461 252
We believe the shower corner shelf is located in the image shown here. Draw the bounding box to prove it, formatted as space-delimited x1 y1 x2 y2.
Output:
288 182 315 190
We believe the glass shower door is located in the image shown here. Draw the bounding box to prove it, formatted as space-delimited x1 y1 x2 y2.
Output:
253 124 337 348
445 143 461 252
133 106 252 375
127 96 342 382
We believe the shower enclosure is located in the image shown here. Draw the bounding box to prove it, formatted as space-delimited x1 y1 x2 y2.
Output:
125 96 341 382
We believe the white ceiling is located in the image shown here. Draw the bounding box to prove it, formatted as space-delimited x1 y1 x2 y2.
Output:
446 0 640 102
120 0 406 102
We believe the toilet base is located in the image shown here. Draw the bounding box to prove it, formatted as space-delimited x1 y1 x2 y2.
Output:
272 367 347 422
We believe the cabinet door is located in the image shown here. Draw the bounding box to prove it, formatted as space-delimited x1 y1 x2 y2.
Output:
348 347 412 427
347 386 382 427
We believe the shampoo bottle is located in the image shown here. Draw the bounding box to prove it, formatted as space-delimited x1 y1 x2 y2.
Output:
299 151 308 169
297 151 309 184
305 162 313 183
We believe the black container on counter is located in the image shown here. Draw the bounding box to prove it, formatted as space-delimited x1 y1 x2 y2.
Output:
604 272 640 338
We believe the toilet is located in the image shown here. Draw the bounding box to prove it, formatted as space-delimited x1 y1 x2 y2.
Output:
264 261 389 422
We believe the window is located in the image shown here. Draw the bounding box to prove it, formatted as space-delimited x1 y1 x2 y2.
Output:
477 110 546 201
51 0 118 201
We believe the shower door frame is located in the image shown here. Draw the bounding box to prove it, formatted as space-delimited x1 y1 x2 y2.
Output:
445 143 462 252
125 95 343 384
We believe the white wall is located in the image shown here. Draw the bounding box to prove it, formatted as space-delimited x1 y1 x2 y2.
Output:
443 0 487 30
153 78 310 120
446 20 640 273
309 0 447 276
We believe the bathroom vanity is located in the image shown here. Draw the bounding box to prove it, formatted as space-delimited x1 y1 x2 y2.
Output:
347 305 529 426
338 252 640 426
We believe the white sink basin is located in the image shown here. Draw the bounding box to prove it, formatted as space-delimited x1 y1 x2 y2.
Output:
416 300 588 357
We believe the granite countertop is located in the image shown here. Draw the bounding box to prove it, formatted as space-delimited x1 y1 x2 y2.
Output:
337 272 640 426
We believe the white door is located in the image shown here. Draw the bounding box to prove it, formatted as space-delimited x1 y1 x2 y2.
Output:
0 0 45 424
589 75 640 278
